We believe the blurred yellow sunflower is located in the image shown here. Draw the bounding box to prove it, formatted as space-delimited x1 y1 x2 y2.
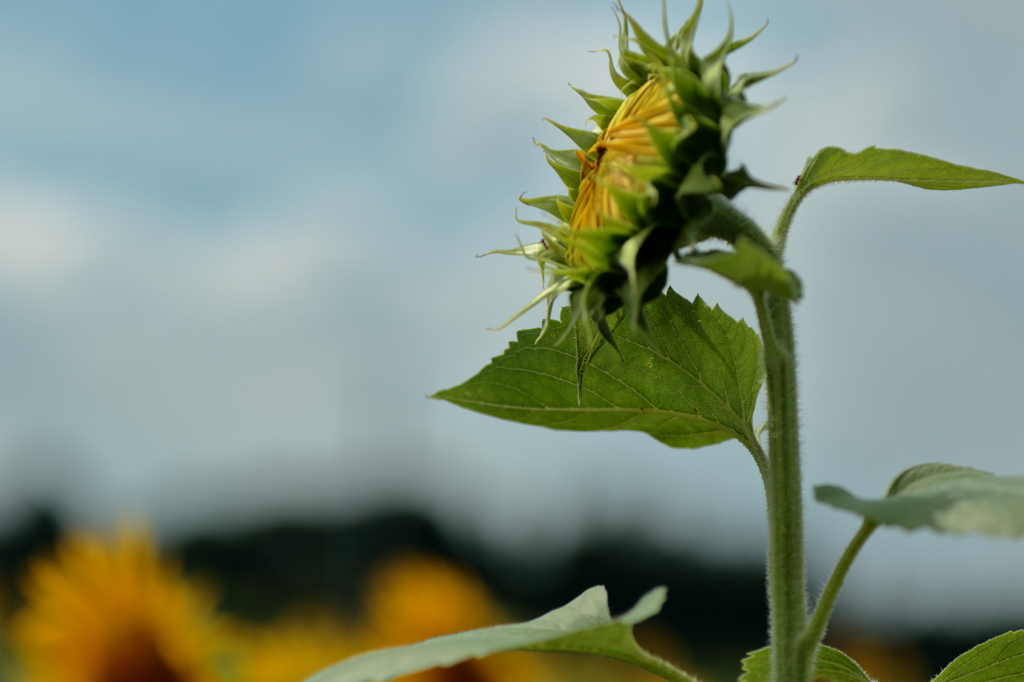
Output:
11 528 228 682
362 553 554 682
231 612 356 682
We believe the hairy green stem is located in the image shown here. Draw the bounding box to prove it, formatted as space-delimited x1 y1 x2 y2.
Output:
800 520 878 652
707 195 778 256
771 187 807 256
754 291 810 682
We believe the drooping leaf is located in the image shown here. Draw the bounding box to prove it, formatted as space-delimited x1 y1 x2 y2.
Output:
932 630 1024 682
798 146 1024 195
434 288 763 449
815 463 1024 537
680 236 801 299
305 586 698 682
741 645 872 682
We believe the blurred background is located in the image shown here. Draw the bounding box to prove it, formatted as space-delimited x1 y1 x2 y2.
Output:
0 0 1021 678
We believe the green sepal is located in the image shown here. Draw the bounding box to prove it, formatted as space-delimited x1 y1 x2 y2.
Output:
478 242 546 259
519 194 569 220
619 52 653 87
669 0 703 67
567 221 634 272
594 48 631 93
721 166 784 199
513 212 561 232
616 226 660 328
741 645 872 682
668 68 712 120
606 184 648 225
644 119 679 164
729 21 769 54
676 154 724 198
556 197 575 223
625 162 673 183
680 236 802 299
536 142 582 193
728 58 797 97
570 86 624 120
816 463 1024 537
546 119 600 153
619 7 671 64
720 98 782 147
700 8 734 100
643 115 699 169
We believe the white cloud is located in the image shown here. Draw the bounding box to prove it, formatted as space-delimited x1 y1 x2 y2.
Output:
0 185 98 292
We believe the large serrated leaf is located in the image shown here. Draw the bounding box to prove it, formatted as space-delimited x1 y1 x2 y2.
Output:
815 463 1024 537
798 146 1023 194
741 645 872 682
932 631 1024 682
305 586 696 682
434 288 763 449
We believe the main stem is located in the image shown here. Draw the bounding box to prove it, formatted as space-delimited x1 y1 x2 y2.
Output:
755 292 811 682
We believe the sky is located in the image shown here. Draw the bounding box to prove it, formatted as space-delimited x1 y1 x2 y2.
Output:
0 0 1022 634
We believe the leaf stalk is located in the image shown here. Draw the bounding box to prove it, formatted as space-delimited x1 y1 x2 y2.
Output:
800 520 878 653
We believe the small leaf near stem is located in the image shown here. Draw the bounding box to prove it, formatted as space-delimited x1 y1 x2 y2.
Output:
816 463 1024 537
772 146 1024 254
931 630 1024 682
741 645 873 682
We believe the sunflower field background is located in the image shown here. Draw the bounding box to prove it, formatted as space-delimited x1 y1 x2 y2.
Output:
0 0 1020 680
0 511 992 682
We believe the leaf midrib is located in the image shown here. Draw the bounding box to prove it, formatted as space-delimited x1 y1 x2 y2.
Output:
444 396 748 441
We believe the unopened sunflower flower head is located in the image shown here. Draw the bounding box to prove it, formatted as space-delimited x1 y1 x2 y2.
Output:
491 0 789 346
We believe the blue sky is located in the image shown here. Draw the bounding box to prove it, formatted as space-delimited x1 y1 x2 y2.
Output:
0 0 1022 633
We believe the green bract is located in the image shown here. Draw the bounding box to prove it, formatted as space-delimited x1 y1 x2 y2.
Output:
491 0 789 346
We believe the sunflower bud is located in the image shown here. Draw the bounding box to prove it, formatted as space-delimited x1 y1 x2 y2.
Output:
493 0 790 343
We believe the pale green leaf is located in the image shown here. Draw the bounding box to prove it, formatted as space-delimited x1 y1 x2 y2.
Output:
815 463 1024 536
680 236 801 299
305 586 697 682
741 645 872 682
434 288 763 449
933 631 1024 682
798 146 1023 194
